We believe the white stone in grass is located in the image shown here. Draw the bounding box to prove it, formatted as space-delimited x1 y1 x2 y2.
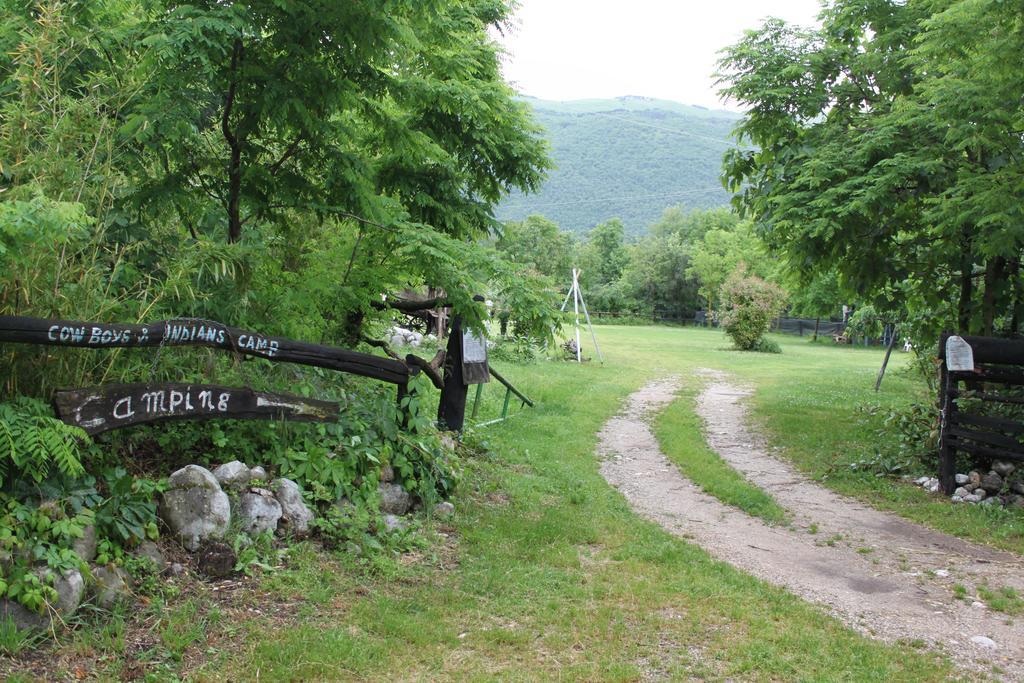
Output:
379 483 412 515
433 501 455 518
382 514 407 532
915 476 930 486
953 486 970 498
970 635 997 650
955 473 970 485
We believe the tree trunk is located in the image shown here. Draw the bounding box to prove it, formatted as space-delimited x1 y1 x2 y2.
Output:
222 39 244 243
982 256 1007 336
812 317 820 341
1010 260 1022 337
957 230 974 333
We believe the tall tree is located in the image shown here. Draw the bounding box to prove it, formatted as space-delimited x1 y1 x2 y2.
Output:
718 0 1024 340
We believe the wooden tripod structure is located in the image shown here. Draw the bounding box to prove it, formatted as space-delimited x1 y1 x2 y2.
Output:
560 268 603 363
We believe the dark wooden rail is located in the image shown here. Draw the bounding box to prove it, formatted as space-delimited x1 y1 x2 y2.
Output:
54 383 339 435
0 315 409 385
937 334 1024 493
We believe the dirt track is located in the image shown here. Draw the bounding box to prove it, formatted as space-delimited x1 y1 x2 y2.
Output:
597 374 1024 679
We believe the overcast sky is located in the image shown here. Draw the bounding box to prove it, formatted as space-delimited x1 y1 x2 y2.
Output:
495 0 823 111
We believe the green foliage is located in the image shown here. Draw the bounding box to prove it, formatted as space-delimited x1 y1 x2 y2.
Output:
719 266 787 351
0 492 89 611
852 402 939 477
718 0 1024 344
498 97 738 235
233 531 282 577
0 398 88 488
0 616 44 655
845 305 885 343
92 468 161 546
488 336 543 364
495 215 574 280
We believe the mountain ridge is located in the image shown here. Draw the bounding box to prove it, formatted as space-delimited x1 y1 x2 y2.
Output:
498 96 739 235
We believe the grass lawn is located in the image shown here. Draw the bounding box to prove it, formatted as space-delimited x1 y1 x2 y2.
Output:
27 324 1021 680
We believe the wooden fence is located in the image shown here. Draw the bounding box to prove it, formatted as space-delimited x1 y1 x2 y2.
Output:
937 334 1024 493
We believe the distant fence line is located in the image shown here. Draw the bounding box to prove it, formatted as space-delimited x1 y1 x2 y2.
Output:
584 311 901 345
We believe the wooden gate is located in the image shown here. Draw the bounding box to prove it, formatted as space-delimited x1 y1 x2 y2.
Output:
937 334 1024 493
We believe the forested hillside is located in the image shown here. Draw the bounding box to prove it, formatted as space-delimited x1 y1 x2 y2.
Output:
497 96 739 235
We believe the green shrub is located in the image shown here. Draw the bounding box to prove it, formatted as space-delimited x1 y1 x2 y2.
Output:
750 337 782 354
852 402 939 476
0 397 89 487
718 265 786 351
488 335 543 364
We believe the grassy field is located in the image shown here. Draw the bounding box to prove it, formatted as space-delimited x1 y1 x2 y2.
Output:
23 325 1024 680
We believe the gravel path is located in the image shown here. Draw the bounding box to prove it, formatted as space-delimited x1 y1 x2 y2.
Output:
597 375 1024 679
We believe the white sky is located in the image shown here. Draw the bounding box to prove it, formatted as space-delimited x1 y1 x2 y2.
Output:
496 0 823 111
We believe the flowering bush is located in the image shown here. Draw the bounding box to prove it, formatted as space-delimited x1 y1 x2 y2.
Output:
719 264 787 351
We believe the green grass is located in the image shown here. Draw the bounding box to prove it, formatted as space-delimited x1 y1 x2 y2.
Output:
204 326 957 680
27 324 1023 680
977 585 1024 615
654 384 788 525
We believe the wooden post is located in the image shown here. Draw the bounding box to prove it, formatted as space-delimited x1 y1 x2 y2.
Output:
937 333 957 494
437 316 469 432
874 330 898 392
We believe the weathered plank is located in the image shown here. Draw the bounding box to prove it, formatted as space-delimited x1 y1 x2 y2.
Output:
940 334 1024 365
0 315 408 385
53 383 340 435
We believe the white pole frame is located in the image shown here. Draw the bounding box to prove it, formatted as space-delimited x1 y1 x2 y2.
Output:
560 268 603 364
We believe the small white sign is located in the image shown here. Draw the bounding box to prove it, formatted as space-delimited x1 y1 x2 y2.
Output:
946 335 975 372
462 330 487 363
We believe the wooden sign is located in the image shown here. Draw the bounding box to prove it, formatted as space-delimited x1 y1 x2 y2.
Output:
945 335 975 372
53 383 340 435
461 329 490 385
0 315 409 385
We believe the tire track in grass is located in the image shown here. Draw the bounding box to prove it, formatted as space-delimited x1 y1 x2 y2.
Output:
598 376 1024 680
653 384 788 525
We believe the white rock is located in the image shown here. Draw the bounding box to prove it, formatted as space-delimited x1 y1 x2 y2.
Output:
971 601 985 609
271 478 315 536
992 460 1015 477
213 460 252 490
92 566 130 609
379 483 412 515
955 473 970 485
953 486 970 498
915 476 930 486
161 465 231 551
249 466 269 482
73 524 97 563
934 569 950 577
970 635 997 650
382 514 407 532
238 488 283 535
433 501 455 518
